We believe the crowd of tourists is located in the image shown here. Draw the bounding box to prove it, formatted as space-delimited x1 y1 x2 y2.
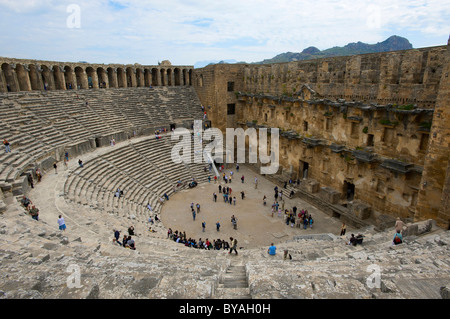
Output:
166 228 238 254
266 184 315 230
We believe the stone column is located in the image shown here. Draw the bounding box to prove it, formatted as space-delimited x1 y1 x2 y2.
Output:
35 65 45 91
112 69 119 88
55 66 66 90
185 69 190 86
144 69 151 87
156 69 161 86
67 68 77 90
78 69 89 89
160 69 166 86
119 69 127 88
169 69 175 86
0 69 7 92
130 69 137 87
103 72 110 88
137 69 145 87
90 71 99 89
45 68 56 90
9 64 21 92
20 65 32 91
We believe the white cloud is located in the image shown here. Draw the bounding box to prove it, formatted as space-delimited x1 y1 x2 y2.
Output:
0 0 448 65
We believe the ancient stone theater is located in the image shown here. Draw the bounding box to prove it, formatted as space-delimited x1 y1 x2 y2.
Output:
0 39 448 299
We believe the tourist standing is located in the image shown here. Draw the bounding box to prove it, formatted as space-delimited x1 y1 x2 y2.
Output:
231 215 237 230
229 237 238 255
36 168 42 183
3 139 11 153
395 217 406 235
58 215 66 231
340 223 347 236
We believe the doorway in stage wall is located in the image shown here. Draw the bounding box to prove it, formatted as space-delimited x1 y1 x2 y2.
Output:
299 160 309 180
170 123 176 131
343 181 355 201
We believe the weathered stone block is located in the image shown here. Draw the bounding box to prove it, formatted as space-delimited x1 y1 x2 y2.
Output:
348 200 372 220
320 187 341 204
380 159 413 174
302 179 320 193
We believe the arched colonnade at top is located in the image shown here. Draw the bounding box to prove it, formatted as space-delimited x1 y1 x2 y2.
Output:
0 59 193 92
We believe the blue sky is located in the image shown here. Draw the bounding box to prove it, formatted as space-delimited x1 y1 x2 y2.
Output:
0 0 448 67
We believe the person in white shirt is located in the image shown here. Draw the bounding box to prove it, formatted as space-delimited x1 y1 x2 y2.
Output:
58 215 66 231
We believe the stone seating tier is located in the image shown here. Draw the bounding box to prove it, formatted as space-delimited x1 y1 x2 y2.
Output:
0 193 448 299
0 86 205 195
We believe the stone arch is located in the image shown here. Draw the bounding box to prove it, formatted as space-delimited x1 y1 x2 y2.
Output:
136 68 144 87
167 68 173 86
64 66 75 89
1 63 18 92
16 64 31 91
160 69 166 86
117 68 126 88
174 68 181 86
107 67 118 88
97 67 108 88
181 69 188 85
52 65 65 90
151 68 159 86
86 67 97 89
144 69 151 87
126 67 136 87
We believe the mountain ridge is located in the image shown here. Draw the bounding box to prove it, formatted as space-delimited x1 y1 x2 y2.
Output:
194 35 414 67
254 35 413 64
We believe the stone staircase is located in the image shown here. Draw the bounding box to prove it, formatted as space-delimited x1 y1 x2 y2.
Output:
215 263 251 299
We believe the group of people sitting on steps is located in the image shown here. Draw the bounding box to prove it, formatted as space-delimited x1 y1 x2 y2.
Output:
112 226 136 250
167 228 237 251
20 195 40 221
154 128 166 139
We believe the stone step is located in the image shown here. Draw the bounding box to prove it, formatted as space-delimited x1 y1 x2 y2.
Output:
218 264 250 292
214 287 252 299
